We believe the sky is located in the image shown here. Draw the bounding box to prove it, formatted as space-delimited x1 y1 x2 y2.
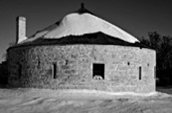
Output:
0 0 172 62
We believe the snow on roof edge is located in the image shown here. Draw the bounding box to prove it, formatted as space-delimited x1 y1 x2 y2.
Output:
19 12 140 44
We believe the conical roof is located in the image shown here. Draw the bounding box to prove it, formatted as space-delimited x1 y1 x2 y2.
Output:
22 5 139 44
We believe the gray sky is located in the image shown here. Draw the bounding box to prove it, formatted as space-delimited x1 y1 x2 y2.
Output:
0 0 172 61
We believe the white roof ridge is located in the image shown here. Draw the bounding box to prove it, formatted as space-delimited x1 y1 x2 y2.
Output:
44 13 139 43
21 12 139 44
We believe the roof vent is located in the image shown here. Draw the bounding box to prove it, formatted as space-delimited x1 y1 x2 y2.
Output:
81 3 85 9
77 3 93 14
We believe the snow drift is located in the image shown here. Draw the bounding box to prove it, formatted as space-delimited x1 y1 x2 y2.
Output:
0 88 172 113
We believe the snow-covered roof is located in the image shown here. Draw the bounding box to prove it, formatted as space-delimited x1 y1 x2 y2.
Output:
21 7 139 44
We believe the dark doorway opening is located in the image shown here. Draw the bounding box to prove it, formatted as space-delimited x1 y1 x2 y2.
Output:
93 63 105 80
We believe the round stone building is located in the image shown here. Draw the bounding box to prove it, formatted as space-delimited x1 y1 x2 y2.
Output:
7 6 156 93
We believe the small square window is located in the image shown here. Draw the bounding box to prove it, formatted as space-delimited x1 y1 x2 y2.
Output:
147 63 149 67
127 62 130 65
93 63 105 80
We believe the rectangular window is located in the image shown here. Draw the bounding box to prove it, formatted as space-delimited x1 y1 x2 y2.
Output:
52 63 57 79
93 63 105 80
18 63 22 79
139 66 142 80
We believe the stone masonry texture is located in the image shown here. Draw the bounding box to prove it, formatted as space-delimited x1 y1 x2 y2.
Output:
7 44 156 93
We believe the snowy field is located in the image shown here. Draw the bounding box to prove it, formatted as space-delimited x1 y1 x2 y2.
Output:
0 88 172 113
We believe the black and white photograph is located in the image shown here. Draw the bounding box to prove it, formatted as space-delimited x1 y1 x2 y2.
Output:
0 0 172 113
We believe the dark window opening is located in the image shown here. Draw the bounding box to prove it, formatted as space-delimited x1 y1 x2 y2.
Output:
139 66 142 80
18 63 22 79
37 57 41 68
127 62 130 65
52 63 57 79
93 63 104 80
147 63 149 67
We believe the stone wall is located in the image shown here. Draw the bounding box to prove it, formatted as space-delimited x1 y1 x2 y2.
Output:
7 45 156 93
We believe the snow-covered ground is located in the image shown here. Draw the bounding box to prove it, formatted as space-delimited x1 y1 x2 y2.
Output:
0 88 172 113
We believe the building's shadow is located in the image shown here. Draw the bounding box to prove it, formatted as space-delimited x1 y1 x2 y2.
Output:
156 86 172 95
0 61 8 88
